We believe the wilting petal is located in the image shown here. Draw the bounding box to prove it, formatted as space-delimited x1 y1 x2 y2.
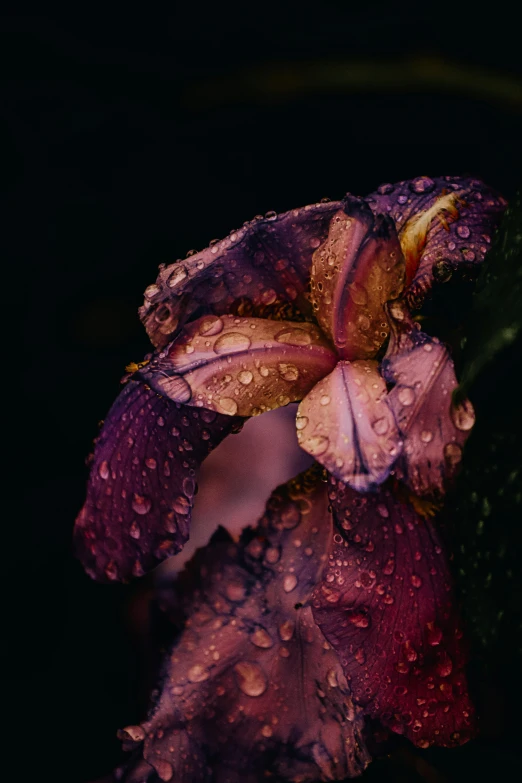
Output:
138 314 337 417
116 469 371 782
310 196 405 359
139 200 348 348
296 360 402 491
312 479 475 749
74 380 241 582
381 302 475 496
367 176 506 307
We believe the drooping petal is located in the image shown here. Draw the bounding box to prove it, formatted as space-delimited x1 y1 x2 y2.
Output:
381 301 475 496
312 478 475 749
367 176 506 307
296 360 402 491
139 200 347 348
138 314 337 417
116 469 371 782
74 380 241 582
310 196 405 359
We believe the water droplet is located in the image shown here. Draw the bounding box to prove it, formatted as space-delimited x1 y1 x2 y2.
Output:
265 547 280 564
354 648 366 664
451 399 475 431
283 574 298 592
397 386 415 406
278 363 299 382
420 430 433 443
129 521 141 539
167 265 188 288
456 225 471 238
173 495 190 515
226 580 246 602
261 724 273 738
356 313 371 331
199 315 224 336
144 284 160 300
132 494 152 515
261 288 277 305
234 661 268 696
320 395 331 406
120 725 145 743
145 457 157 470
275 327 312 346
188 664 209 683
218 397 239 416
295 415 308 430
278 620 294 641
426 622 443 646
377 504 389 518
347 610 370 628
444 442 462 468
98 460 110 480
372 417 389 435
251 628 273 648
349 282 368 306
411 574 423 588
238 370 254 385
154 760 174 782
214 332 251 354
432 260 453 283
410 176 435 194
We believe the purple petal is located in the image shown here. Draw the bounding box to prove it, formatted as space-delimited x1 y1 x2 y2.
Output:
367 176 506 307
139 200 346 348
297 360 402 491
310 196 405 359
139 314 337 417
116 469 371 782
381 302 475 496
74 380 241 582
312 478 476 749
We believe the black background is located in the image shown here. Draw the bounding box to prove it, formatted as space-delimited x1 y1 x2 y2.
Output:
5 5 522 782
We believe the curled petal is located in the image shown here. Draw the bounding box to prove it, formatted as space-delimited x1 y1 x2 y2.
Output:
312 479 476 749
138 314 337 417
118 469 371 782
310 196 405 359
381 303 475 496
74 380 241 582
140 200 347 348
367 176 506 307
297 360 401 491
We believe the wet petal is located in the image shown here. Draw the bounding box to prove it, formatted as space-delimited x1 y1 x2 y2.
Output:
117 469 371 782
138 314 337 417
310 196 405 359
297 360 401 491
140 200 347 348
367 176 506 307
381 302 475 496
312 479 476 748
74 380 241 582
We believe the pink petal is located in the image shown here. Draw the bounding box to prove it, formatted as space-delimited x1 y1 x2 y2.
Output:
381 302 475 496
139 314 337 417
367 176 506 308
117 469 371 781
312 478 476 749
296 360 402 491
73 380 241 582
310 196 405 359
139 200 346 348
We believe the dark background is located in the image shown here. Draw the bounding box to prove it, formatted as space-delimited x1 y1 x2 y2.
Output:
4 5 522 782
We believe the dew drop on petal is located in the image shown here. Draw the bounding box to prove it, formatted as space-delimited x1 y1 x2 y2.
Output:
302 435 329 456
251 628 273 648
295 415 309 430
98 460 110 480
444 442 463 467
132 494 152 515
234 661 268 696
275 327 312 346
283 574 298 592
199 315 224 336
420 430 433 443
398 387 415 406
451 399 475 431
218 397 239 416
188 664 209 683
372 417 389 435
214 332 251 354
238 370 254 385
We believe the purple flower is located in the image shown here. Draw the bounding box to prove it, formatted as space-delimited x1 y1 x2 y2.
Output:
74 175 506 775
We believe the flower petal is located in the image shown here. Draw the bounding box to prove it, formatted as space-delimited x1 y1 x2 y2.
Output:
138 314 337 417
312 478 476 749
139 200 346 348
296 360 402 491
74 380 241 582
381 302 475 496
117 469 371 782
367 176 506 307
310 196 405 359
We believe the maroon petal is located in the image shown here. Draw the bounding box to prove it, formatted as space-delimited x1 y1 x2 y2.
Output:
74 380 241 582
312 478 476 749
381 302 475 496
139 200 346 348
367 176 506 307
138 314 337 417
117 469 371 782
297 360 401 491
310 196 405 359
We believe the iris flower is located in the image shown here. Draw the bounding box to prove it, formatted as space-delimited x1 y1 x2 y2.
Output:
75 176 506 780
